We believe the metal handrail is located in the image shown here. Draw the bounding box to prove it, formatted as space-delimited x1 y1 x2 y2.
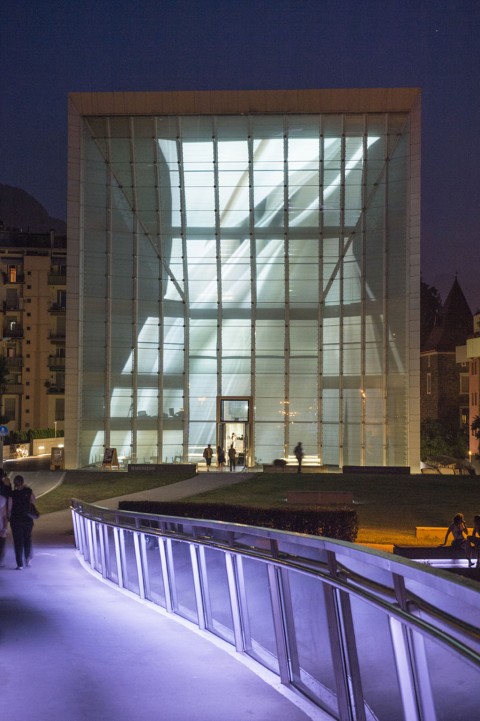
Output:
71 499 480 721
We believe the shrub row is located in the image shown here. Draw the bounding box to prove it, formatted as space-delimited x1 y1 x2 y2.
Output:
118 500 359 542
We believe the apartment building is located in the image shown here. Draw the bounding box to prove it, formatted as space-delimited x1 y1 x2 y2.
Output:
0 228 66 432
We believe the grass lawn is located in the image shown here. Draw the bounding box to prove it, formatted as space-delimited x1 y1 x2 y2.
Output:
181 472 480 545
36 469 480 546
35 468 195 515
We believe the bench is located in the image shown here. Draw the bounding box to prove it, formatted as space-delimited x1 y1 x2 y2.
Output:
342 465 410 475
287 491 353 505
393 545 467 560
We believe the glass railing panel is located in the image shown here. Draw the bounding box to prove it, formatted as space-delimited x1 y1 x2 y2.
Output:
240 556 279 673
285 569 339 718
143 535 166 607
419 634 480 719
201 547 234 643
105 525 119 584
349 595 406 721
92 522 103 573
170 539 197 623
122 530 140 595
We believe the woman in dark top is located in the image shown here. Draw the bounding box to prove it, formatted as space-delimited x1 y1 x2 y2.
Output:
8 475 36 569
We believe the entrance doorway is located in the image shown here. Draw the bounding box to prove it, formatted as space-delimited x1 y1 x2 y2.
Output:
217 397 252 468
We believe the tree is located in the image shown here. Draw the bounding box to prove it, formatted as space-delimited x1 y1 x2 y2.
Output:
471 415 480 454
421 277 442 347
421 418 468 460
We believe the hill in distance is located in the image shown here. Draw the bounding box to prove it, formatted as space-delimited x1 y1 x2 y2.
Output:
0 184 66 234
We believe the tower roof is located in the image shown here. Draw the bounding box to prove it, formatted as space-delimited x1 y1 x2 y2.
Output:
422 276 472 352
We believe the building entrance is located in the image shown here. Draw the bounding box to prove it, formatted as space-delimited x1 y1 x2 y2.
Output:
217 397 252 468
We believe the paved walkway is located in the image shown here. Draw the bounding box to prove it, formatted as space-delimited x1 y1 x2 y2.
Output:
1 472 329 721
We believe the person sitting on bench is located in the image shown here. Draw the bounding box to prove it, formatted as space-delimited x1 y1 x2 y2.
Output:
468 514 480 567
441 512 474 567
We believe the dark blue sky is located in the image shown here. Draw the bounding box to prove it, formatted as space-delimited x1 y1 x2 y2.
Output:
1 0 479 309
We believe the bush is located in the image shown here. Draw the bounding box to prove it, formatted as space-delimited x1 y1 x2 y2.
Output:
118 500 359 542
273 458 287 467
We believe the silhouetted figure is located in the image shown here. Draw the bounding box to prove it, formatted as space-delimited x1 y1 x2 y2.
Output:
294 442 304 473
203 444 213 471
8 475 36 569
217 445 225 469
442 512 473 566
0 473 10 567
468 515 480 566
228 445 237 472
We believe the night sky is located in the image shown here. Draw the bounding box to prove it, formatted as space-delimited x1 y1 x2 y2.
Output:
1 0 479 310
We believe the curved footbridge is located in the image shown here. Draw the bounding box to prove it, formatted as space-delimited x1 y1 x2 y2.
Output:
2 472 480 721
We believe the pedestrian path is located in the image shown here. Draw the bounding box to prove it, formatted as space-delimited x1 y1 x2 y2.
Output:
1 472 327 721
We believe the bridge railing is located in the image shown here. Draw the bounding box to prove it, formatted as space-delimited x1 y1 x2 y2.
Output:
71 500 480 721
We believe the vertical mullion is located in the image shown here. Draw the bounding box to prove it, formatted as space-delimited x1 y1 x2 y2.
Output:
104 118 113 451
213 119 222 402
339 118 346 468
383 113 390 465
283 118 290 459
176 119 189 456
360 117 367 466
318 118 325 465
129 118 139 462
154 117 164 464
248 119 256 464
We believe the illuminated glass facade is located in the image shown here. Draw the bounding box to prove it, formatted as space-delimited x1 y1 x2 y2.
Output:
66 90 421 469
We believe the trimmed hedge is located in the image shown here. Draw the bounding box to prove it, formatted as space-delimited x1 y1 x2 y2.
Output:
118 500 359 542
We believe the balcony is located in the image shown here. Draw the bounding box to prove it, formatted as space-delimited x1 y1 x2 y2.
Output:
6 356 23 369
48 272 66 285
5 383 23 394
48 355 66 370
1 272 24 284
48 331 66 343
49 302 66 314
2 301 21 312
2 326 24 339
46 386 65 395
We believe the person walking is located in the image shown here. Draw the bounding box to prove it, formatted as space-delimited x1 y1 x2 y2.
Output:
294 442 304 473
0 476 9 567
217 445 226 469
228 444 237 472
203 444 213 471
8 475 36 569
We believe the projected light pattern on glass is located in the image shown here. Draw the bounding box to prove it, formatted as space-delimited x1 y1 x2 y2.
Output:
79 113 410 467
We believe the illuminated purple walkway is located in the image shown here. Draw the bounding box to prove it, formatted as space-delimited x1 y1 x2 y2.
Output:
1 473 327 721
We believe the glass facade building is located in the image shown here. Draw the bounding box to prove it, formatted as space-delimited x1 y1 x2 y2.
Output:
66 89 420 470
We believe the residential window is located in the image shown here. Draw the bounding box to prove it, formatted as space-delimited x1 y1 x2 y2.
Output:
427 372 432 394
460 374 469 393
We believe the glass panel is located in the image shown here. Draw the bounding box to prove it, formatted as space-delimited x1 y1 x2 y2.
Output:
239 557 279 673
143 534 166 607
171 540 197 623
349 595 405 721
201 547 235 643
105 526 119 584
121 530 140 595
285 570 339 717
